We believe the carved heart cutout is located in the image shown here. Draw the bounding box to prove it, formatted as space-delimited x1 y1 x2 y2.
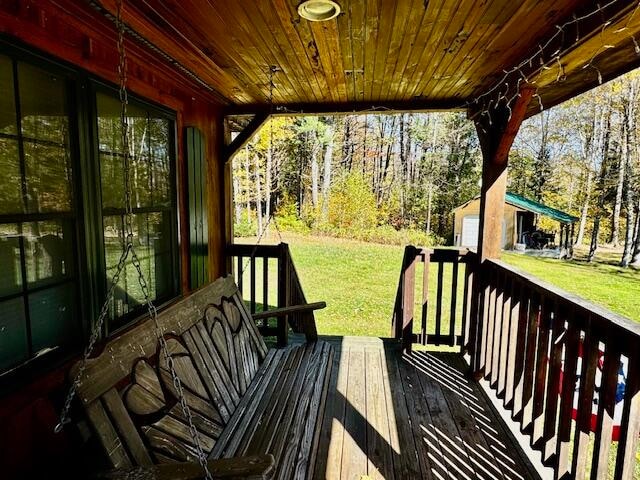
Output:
158 337 208 398
222 299 242 333
205 305 230 370
124 359 166 416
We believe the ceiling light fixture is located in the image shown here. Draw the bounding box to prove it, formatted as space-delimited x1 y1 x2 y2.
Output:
298 0 341 22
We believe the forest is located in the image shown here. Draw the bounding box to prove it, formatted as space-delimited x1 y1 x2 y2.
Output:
232 71 640 268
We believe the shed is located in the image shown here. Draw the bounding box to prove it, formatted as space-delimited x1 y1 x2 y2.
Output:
453 192 579 250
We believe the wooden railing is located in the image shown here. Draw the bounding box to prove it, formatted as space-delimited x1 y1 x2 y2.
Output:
474 259 640 480
226 242 317 347
393 247 640 478
392 246 476 352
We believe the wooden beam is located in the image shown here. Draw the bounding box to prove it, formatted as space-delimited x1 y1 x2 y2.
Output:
224 99 464 117
473 87 535 262
468 87 534 377
222 113 269 163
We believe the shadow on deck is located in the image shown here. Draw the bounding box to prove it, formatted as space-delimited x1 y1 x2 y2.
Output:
312 336 540 480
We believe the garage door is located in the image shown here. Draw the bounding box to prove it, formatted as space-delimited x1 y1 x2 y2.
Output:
461 215 508 249
461 215 479 247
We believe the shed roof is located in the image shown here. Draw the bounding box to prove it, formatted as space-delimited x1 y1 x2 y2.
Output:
505 192 579 224
454 192 579 224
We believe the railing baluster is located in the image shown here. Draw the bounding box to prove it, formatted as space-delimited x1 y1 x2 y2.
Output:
591 341 621 479
461 254 472 353
504 279 520 409
571 318 599 480
250 255 256 314
521 290 540 433
435 259 444 345
532 296 552 447
421 249 430 345
237 255 243 296
512 283 530 421
262 256 268 312
614 348 640 480
448 255 458 347
490 269 504 388
497 274 512 398
554 315 579 480
542 300 563 463
484 267 498 380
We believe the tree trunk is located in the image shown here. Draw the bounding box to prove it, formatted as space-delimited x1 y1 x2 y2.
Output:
265 131 272 225
244 146 251 221
621 89 636 265
310 137 319 209
611 151 625 247
233 173 241 223
576 116 596 246
322 125 334 219
631 201 640 267
588 105 612 262
254 151 263 235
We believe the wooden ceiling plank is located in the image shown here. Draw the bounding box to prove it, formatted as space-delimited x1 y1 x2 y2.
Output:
211 2 304 104
395 0 446 101
336 3 356 101
383 0 422 101
451 0 581 100
435 0 534 100
274 0 333 102
371 0 398 101
251 2 319 103
98 0 248 102
280 1 333 103
309 18 347 102
408 0 472 101
531 39 640 116
137 0 270 103
423 0 497 101
271 0 327 103
362 0 380 101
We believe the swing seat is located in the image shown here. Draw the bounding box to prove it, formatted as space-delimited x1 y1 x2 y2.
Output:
72 275 332 479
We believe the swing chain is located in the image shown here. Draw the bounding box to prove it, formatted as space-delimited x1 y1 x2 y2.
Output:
56 2 213 478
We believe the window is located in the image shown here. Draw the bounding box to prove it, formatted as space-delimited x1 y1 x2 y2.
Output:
96 93 178 331
0 45 180 379
0 54 79 373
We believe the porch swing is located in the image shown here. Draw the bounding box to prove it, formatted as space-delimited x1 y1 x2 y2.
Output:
55 1 332 478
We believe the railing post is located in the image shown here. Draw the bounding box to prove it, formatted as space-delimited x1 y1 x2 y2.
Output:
468 256 485 376
393 245 416 352
277 242 290 347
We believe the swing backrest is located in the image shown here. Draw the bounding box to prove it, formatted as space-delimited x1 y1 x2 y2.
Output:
73 275 269 467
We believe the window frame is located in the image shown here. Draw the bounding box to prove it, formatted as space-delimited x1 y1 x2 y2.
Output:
89 81 181 336
0 38 182 389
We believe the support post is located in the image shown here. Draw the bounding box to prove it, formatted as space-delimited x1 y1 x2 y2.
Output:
468 87 535 375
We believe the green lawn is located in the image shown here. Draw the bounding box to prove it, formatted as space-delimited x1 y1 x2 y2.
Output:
500 250 640 322
238 234 639 339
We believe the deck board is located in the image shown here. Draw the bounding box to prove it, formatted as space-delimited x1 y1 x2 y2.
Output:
313 336 540 480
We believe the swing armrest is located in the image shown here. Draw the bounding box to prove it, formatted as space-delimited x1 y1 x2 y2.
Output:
251 301 326 321
94 454 275 479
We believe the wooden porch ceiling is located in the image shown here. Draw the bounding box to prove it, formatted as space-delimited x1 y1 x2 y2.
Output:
99 0 640 117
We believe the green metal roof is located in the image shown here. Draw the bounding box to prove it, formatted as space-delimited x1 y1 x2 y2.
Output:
505 192 579 224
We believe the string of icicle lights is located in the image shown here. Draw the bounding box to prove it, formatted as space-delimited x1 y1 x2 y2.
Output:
468 0 640 125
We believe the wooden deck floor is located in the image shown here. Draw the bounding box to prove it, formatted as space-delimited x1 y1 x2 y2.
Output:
311 336 540 480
